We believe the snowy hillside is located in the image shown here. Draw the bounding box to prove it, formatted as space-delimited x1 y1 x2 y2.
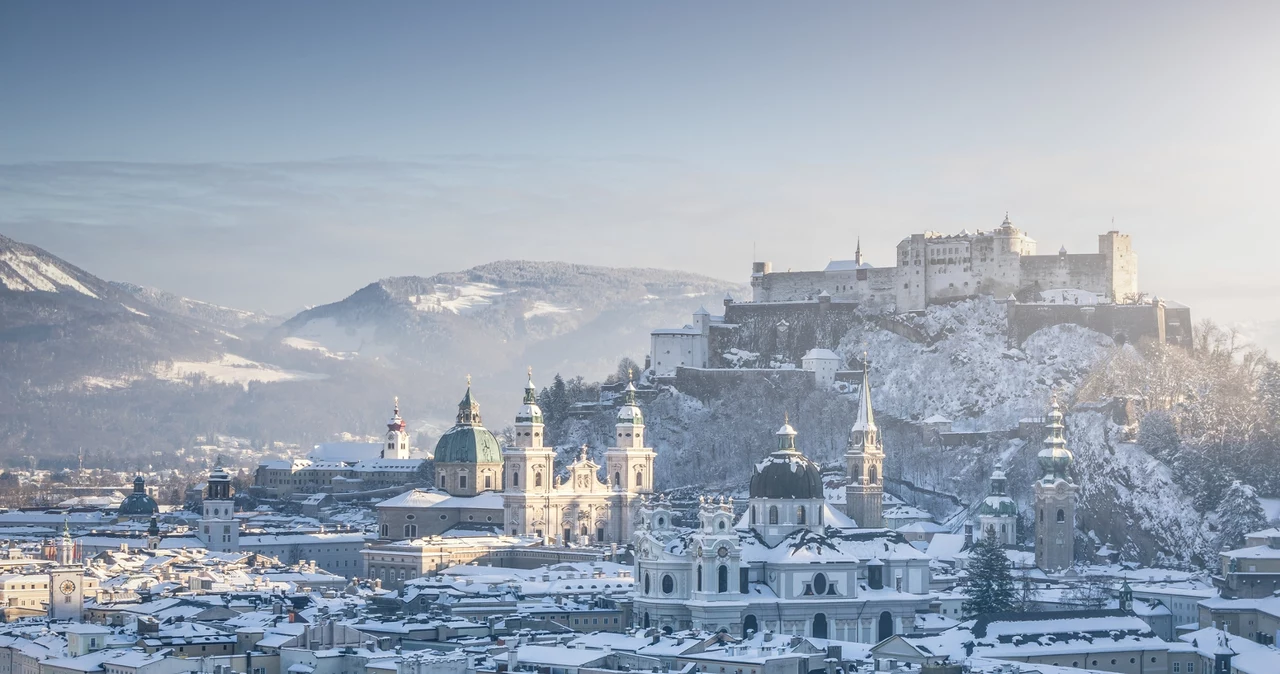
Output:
115 282 279 334
275 260 746 415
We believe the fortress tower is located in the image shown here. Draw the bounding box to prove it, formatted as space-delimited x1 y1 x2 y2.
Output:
845 355 884 528
1034 399 1079 571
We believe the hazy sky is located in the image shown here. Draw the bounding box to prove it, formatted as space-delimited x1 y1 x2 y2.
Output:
2 2 1278 345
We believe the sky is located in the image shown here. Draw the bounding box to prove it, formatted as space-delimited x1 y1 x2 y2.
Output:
1 2 1279 345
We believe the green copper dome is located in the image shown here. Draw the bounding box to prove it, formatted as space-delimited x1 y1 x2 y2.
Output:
434 384 503 464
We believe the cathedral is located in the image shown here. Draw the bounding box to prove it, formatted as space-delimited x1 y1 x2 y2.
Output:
414 372 655 547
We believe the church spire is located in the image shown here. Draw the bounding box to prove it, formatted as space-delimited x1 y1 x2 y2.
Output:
855 237 863 266
524 367 537 404
852 353 877 434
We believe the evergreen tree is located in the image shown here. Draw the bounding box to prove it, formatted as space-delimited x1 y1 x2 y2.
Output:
962 536 1016 617
1216 480 1269 551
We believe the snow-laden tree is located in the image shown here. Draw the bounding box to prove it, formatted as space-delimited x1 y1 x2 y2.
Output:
1215 480 1269 551
962 537 1016 618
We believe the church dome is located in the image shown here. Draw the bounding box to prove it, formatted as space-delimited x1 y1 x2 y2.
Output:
434 384 503 464
749 420 824 500
617 382 643 425
119 476 159 516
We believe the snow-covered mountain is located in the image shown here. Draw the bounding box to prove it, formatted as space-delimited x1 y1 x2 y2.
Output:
273 260 746 412
0 234 743 465
114 282 280 335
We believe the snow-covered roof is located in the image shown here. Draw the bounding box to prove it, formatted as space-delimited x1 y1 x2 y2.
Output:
801 348 839 361
823 260 873 272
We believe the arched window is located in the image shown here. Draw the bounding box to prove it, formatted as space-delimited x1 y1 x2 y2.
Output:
661 574 674 594
512 472 519 487
403 524 417 538
718 520 726 530
596 527 604 542
877 611 893 642
717 565 729 593
768 506 778 524
812 613 828 639
797 506 807 525
635 471 644 487
1056 509 1066 522
869 465 878 484
1000 523 1007 535
742 615 758 638
535 472 543 487
644 573 651 594
749 507 756 525
696 565 703 592
614 471 621 486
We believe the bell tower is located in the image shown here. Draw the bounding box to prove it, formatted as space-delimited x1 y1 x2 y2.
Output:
845 354 884 528
48 521 84 621
383 397 410 459
604 374 655 542
198 464 239 553
1033 399 1079 571
502 369 557 538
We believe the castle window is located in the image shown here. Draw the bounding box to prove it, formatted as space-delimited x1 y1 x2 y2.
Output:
1056 509 1065 522
614 471 621 486
768 506 778 525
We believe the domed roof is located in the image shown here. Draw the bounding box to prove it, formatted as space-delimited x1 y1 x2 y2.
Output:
434 383 503 464
119 476 159 516
978 461 1017 516
1037 399 1074 481
515 370 543 425
749 419 824 500
617 382 643 425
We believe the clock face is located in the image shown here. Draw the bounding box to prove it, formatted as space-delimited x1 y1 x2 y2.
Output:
59 580 76 595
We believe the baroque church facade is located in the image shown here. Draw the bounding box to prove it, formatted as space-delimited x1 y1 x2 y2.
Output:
412 372 655 547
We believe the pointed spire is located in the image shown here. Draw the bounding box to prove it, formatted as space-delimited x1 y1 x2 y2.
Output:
393 396 399 416
852 352 877 432
855 236 863 266
457 378 482 425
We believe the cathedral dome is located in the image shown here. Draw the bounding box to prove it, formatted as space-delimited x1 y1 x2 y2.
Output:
118 476 159 517
434 384 503 464
749 421 824 500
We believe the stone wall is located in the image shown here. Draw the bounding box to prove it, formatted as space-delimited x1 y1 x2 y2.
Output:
672 366 816 402
713 299 863 366
1007 301 1190 349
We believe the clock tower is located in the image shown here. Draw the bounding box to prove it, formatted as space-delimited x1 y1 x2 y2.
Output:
48 522 84 621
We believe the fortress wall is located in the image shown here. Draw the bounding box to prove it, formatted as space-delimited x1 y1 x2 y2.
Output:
1018 254 1110 296
1007 302 1179 348
1164 306 1193 348
716 301 863 366
755 271 828 302
672 366 816 402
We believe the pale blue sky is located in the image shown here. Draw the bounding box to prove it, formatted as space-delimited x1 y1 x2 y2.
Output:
1 2 1278 346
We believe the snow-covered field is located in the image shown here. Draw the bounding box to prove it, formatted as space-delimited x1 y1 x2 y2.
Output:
154 354 326 388
283 317 382 357
410 282 510 314
523 301 575 319
0 250 99 298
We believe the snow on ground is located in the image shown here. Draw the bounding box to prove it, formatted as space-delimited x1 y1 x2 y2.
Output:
409 282 510 314
0 250 99 298
154 354 326 389
123 305 149 317
284 317 383 357
839 297 1115 430
522 301 574 319
77 375 140 391
282 336 351 360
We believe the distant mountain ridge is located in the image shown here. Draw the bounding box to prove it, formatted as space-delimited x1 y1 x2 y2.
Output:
0 232 743 464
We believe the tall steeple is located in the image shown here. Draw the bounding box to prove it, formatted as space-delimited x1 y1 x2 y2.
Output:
383 396 410 459
845 353 885 528
855 237 864 266
457 375 482 426
1033 396 1079 571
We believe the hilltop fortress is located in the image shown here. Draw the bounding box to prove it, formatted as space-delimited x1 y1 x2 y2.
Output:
651 216 1190 380
752 215 1136 310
